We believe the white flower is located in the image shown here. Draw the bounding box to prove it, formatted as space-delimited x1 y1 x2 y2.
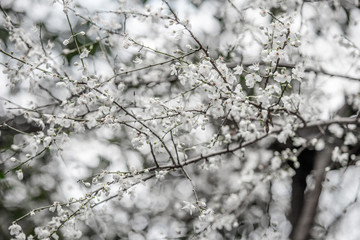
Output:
212 214 237 231
49 205 56 212
268 49 286 61
118 82 125 92
291 39 301 47
199 208 214 222
262 228 282 240
86 117 97 129
328 124 344 138
155 170 168 181
243 123 258 141
344 132 357 145
43 136 52 147
131 133 145 148
182 201 197 215
198 201 206 208
271 156 282 170
182 112 194 131
198 60 212 75
332 147 349 165
9 223 22 236
34 227 50 239
277 124 294 143
15 232 26 240
73 122 85 133
226 73 236 84
274 72 291 83
210 105 224 119
64 227 82 239
11 144 20 151
315 139 325 151
63 39 70 45
245 73 262 88
292 65 305 81
233 65 243 75
249 63 259 71
16 169 23 181
170 63 178 75
79 48 90 59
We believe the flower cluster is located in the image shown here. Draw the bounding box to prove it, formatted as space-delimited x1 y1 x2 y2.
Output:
0 0 359 239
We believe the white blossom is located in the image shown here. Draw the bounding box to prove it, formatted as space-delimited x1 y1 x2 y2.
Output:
79 48 90 59
9 224 22 236
1 2 359 239
328 124 344 138
344 132 358 145
245 73 262 88
277 124 294 143
16 169 23 181
155 170 168 181
233 65 243 75
63 39 70 45
249 63 260 71
14 232 26 240
268 49 286 61
292 65 305 81
34 227 50 239
271 156 282 170
182 201 197 215
332 147 349 165
274 72 291 83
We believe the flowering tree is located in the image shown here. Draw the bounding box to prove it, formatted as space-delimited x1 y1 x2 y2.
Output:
1 0 360 239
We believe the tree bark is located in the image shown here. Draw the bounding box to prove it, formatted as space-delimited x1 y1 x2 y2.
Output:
291 147 332 240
